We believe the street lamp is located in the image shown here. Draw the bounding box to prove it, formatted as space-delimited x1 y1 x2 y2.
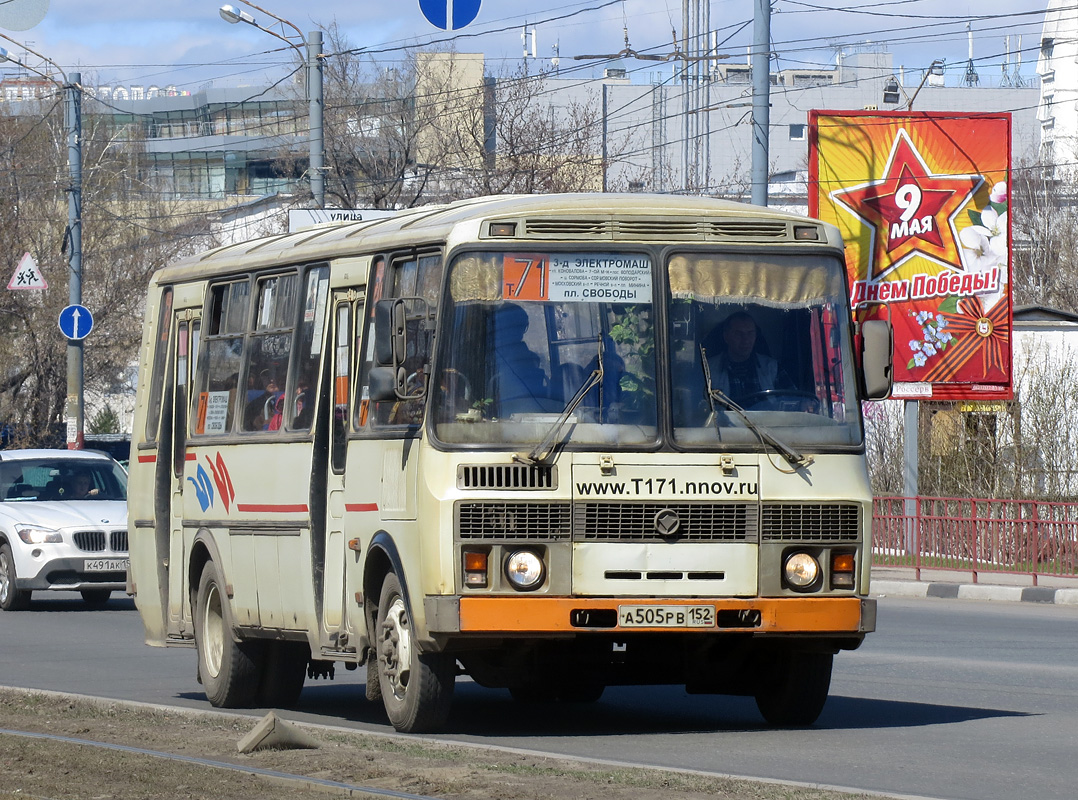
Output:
882 77 902 106
0 34 86 449
219 0 324 208
906 60 945 111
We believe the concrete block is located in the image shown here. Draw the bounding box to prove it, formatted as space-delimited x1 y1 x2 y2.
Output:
237 711 321 754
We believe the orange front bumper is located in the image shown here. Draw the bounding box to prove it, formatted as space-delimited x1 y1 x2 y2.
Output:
458 596 873 634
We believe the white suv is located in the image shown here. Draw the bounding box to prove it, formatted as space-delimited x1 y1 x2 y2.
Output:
0 449 129 610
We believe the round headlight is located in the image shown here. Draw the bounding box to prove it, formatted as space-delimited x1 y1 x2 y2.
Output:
504 550 544 590
784 552 820 588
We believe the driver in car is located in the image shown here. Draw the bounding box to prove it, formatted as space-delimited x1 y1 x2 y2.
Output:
706 310 792 408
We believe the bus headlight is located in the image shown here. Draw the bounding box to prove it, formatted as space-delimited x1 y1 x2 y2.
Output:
504 550 544 590
784 552 820 589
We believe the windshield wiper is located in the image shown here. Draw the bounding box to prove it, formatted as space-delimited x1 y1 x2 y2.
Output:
699 346 814 470
516 336 605 466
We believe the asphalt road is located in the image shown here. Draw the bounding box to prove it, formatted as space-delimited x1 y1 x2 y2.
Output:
3 593 1077 800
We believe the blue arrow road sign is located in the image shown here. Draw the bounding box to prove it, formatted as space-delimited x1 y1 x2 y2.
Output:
58 304 94 340
419 0 481 30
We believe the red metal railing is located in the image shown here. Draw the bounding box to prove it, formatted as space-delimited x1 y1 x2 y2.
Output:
872 496 1078 585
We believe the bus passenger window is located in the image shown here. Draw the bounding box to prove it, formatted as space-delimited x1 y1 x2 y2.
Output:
193 281 249 436
358 253 442 432
145 287 173 442
241 273 298 433
290 265 329 431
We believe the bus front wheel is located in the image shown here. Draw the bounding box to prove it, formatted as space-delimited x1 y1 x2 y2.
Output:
376 572 454 732
195 561 264 708
753 650 832 727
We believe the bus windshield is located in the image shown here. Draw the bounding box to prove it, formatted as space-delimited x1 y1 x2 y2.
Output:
668 251 862 448
433 251 658 447
433 248 861 450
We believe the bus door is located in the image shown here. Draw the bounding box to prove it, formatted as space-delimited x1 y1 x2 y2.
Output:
340 252 441 644
320 290 361 651
167 310 198 635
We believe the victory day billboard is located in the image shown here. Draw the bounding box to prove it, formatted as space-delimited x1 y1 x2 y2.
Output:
809 111 1012 401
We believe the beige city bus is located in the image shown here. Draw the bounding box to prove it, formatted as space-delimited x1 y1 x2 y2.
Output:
127 193 892 732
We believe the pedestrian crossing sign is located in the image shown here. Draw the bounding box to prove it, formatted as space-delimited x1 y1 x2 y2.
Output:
8 252 47 290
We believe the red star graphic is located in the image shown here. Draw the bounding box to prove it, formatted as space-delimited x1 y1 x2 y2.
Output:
832 131 982 280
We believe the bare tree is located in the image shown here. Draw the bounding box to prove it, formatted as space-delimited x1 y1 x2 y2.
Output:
1011 157 1078 310
0 95 207 446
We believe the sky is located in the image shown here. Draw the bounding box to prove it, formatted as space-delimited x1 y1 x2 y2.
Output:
0 0 1056 92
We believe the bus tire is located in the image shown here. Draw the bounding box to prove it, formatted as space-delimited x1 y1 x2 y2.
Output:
80 588 112 607
753 650 832 727
375 572 454 732
365 653 383 704
194 561 263 708
0 544 31 611
258 641 308 708
557 683 604 703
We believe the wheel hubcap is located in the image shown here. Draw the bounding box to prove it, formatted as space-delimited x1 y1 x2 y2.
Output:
201 582 225 678
380 596 412 700
0 553 10 604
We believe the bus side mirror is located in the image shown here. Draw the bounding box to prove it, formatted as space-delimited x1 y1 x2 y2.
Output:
368 365 401 402
374 299 406 367
860 319 893 400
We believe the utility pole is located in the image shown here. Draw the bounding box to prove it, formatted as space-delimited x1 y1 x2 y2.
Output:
750 0 770 206
308 31 324 208
65 71 84 448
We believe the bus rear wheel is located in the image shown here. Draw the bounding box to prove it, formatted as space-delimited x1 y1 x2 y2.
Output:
376 572 454 732
258 641 308 708
753 650 833 727
195 561 264 707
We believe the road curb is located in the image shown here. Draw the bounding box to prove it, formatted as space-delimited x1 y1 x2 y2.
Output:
872 579 1078 605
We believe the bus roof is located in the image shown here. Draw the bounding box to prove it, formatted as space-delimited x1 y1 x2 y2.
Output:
153 193 837 285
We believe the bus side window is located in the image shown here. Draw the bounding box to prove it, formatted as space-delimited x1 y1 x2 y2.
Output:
290 265 329 432
241 273 299 433
192 281 249 436
144 287 173 442
331 302 351 473
356 252 442 432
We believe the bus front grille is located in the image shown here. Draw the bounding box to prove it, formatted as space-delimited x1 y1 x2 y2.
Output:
573 502 759 542
457 464 556 490
455 501 859 543
456 502 572 540
760 503 861 541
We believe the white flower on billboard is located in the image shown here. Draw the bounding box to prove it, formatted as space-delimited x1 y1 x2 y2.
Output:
958 181 1008 311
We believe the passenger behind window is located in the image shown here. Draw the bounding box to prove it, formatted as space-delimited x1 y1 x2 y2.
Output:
490 304 551 417
704 310 792 408
245 370 281 431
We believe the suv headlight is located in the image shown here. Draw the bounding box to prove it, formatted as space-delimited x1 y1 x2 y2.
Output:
15 524 62 544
